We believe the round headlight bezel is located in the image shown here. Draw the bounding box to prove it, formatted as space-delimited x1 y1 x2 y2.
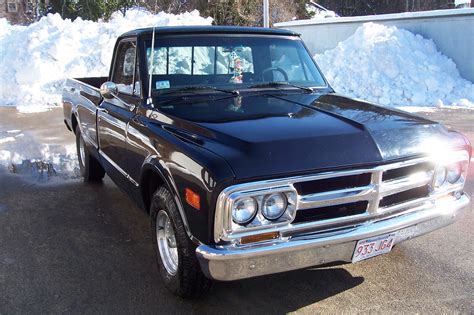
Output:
262 193 288 221
433 166 447 188
232 197 258 225
446 162 463 184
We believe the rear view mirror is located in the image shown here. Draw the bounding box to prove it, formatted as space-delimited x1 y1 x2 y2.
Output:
100 82 118 99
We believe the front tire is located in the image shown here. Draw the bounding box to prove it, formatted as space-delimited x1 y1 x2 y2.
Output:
150 187 212 298
75 126 105 181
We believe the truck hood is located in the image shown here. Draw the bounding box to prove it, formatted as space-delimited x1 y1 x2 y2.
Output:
156 92 465 180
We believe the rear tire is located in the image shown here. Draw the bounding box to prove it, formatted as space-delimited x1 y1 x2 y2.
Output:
75 126 105 181
150 186 212 299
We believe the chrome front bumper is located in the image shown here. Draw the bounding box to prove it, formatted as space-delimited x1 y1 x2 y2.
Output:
196 193 470 281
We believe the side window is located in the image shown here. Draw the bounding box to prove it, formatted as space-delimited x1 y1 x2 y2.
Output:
133 56 141 96
112 40 138 95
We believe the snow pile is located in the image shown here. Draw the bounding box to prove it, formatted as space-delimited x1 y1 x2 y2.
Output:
0 18 12 37
315 23 474 108
0 9 212 111
306 4 338 19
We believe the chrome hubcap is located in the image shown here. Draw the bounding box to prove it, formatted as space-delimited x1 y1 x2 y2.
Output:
156 210 178 275
79 137 86 167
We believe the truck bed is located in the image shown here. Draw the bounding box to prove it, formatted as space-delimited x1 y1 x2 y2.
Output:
62 76 108 133
73 77 108 89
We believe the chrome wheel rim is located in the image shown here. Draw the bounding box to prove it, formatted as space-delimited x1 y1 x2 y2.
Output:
79 137 86 167
156 210 179 275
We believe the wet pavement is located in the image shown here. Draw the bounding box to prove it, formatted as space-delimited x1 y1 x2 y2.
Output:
0 107 473 313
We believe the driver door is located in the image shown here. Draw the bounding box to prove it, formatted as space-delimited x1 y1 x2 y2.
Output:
97 39 140 185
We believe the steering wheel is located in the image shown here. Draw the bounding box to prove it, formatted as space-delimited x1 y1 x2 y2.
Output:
261 67 288 82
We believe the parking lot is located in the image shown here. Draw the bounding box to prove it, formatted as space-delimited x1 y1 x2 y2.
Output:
0 107 473 313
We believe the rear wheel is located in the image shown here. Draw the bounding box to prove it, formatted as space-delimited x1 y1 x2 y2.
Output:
150 186 212 298
75 126 105 181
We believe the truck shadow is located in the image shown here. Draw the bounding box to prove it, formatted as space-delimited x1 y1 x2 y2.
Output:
197 268 364 313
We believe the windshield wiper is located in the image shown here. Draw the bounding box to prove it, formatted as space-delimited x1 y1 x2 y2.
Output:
157 85 239 97
249 82 313 93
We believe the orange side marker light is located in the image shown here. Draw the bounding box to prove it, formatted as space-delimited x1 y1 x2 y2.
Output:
185 188 200 210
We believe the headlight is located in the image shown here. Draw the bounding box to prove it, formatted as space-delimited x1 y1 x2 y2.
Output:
432 149 470 189
232 197 257 224
446 162 462 184
433 166 446 187
262 193 287 220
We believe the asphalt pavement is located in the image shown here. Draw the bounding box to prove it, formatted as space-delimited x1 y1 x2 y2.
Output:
0 107 473 314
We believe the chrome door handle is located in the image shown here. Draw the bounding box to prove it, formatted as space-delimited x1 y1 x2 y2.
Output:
97 107 108 114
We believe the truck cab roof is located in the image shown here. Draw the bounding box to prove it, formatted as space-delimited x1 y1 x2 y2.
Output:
119 25 300 39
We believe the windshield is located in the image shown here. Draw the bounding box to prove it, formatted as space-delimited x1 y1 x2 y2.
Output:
144 35 327 94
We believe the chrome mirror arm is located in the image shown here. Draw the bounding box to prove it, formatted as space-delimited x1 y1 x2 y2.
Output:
100 81 135 111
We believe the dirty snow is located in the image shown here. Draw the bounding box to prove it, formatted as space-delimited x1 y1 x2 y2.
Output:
0 137 15 144
0 141 79 181
306 4 338 19
0 125 79 180
0 9 212 112
0 150 23 166
314 23 474 109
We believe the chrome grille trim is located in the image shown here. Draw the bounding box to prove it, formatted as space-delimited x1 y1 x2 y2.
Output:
214 157 448 243
379 173 432 197
298 185 376 210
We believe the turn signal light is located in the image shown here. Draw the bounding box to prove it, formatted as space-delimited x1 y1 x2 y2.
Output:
240 232 280 244
185 188 200 210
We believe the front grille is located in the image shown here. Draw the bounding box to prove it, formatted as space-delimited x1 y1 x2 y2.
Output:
382 161 434 182
293 173 371 195
292 159 435 228
379 185 430 208
215 157 442 242
293 201 368 223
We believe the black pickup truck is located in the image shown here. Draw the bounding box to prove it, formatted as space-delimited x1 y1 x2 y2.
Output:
63 26 471 298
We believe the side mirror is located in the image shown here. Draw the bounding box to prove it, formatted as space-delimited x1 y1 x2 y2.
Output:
100 82 118 99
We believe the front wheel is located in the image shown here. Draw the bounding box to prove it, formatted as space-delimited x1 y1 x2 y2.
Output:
75 126 105 181
150 187 212 298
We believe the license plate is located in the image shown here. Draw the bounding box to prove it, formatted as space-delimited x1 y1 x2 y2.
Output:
352 232 398 263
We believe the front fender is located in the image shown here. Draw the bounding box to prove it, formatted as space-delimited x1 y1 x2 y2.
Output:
140 157 201 243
